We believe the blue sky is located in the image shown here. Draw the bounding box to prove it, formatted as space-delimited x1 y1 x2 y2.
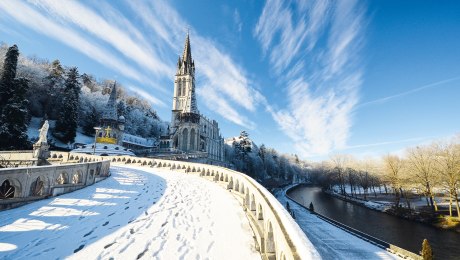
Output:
0 0 459 161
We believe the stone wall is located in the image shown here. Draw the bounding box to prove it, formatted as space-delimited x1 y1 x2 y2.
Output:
0 159 110 210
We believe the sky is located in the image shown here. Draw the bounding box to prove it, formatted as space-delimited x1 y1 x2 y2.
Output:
0 0 459 161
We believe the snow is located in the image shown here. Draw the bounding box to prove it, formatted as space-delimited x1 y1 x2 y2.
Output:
71 143 135 156
122 133 156 148
0 165 260 259
276 186 402 260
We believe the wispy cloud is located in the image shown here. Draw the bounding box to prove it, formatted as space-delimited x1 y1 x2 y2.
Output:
0 1 150 85
129 0 262 127
126 85 166 107
32 0 172 78
255 0 365 156
356 76 460 109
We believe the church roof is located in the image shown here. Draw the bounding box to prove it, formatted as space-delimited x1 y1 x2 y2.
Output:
102 82 118 121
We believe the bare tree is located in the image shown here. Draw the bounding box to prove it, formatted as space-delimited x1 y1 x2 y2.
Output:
433 138 460 217
329 154 351 195
383 154 411 208
406 146 439 212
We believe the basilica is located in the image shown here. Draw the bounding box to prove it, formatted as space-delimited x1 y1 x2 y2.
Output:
159 34 224 161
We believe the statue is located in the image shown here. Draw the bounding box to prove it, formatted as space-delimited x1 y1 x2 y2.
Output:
36 120 49 145
33 120 50 164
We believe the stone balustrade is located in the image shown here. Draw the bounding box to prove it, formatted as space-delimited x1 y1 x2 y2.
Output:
0 151 318 259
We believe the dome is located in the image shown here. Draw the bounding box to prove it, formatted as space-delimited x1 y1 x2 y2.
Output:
118 115 126 123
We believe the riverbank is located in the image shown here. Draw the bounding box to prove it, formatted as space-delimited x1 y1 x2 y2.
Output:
326 189 460 233
274 184 404 260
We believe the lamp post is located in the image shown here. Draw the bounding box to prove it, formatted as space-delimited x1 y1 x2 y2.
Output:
93 127 102 155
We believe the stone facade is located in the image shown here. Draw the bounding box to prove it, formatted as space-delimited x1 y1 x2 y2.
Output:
165 33 224 161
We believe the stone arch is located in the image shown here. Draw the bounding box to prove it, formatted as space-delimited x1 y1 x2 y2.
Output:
29 176 46 196
171 164 176 169
0 180 16 198
192 167 196 172
265 221 275 254
56 172 68 185
182 128 189 151
257 204 264 220
52 154 58 158
58 154 63 159
117 158 121 162
75 156 80 160
190 128 196 150
235 179 239 191
122 157 126 162
69 155 74 160
72 171 82 184
250 194 256 211
112 158 116 162
245 191 250 207
214 173 220 181
158 162 162 167
240 183 245 194
182 165 186 169
220 174 224 181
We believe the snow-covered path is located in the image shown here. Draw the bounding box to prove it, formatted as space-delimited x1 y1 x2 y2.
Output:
0 166 260 260
276 189 401 260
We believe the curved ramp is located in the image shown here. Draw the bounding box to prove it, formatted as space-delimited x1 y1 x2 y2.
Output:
0 165 259 259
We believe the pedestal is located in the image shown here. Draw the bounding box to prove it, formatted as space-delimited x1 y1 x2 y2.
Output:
33 142 50 165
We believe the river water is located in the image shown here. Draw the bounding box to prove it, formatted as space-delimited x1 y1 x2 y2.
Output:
288 186 460 260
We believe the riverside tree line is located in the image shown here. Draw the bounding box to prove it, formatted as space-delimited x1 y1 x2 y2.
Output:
311 135 460 218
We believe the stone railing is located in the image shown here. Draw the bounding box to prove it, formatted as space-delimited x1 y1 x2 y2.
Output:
0 159 110 210
0 151 318 259
103 155 319 260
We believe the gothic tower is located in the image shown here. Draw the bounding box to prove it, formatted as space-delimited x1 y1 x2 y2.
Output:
171 33 200 152
172 32 198 122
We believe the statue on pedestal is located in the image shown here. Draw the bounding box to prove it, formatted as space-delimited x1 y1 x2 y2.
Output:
35 120 49 145
33 120 50 164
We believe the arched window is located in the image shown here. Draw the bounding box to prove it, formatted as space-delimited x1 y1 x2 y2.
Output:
0 180 15 198
190 128 196 151
177 80 182 96
182 128 188 151
30 177 44 196
182 78 186 96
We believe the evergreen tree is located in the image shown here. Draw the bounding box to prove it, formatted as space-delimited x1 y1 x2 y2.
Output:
0 45 30 150
44 60 65 119
54 67 80 144
0 45 19 112
0 78 30 149
421 239 433 260
82 106 100 136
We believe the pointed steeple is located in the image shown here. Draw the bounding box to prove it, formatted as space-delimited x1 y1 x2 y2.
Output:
182 31 192 64
102 82 118 121
178 32 194 75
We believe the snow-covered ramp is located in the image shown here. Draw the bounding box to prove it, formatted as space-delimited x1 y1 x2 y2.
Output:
0 165 259 259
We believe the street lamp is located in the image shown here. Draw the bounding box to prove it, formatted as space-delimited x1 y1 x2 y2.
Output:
93 127 102 155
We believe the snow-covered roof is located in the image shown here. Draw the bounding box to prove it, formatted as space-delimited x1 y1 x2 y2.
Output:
71 143 135 156
122 133 156 148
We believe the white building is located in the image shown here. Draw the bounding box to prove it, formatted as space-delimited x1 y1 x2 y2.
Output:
160 33 224 161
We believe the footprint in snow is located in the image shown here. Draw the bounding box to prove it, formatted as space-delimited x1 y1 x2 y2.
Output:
73 244 85 253
125 206 129 210
102 221 109 226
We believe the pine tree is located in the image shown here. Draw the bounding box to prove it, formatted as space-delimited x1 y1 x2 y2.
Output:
54 67 80 144
83 106 100 136
0 45 19 112
0 45 30 150
421 239 433 260
44 60 65 119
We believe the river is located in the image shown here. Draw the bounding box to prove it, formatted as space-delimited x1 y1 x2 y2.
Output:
288 185 460 260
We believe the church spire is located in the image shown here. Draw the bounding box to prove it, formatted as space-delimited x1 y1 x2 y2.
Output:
102 82 118 121
178 32 194 75
182 31 192 64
